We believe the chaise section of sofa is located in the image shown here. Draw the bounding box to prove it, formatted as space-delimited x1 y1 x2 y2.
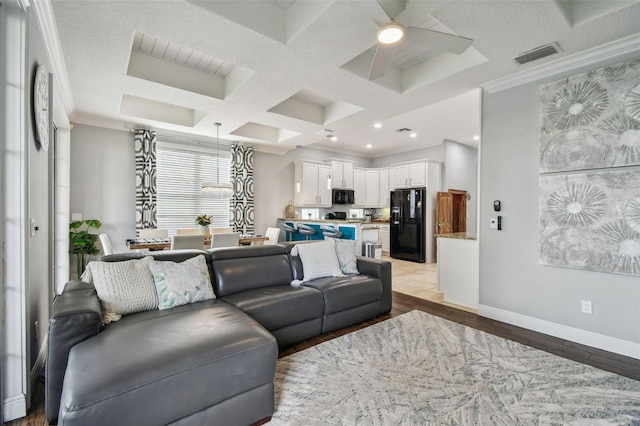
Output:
59 299 277 426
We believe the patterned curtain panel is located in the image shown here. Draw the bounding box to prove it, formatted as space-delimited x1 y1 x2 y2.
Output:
134 129 157 230
231 144 255 234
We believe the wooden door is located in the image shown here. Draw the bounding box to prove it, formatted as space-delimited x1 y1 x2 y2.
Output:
450 189 467 233
436 191 452 234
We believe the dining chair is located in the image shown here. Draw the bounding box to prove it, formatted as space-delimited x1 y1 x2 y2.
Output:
139 228 169 239
210 232 240 249
211 227 234 234
264 227 280 245
170 234 205 250
99 233 114 255
176 228 201 235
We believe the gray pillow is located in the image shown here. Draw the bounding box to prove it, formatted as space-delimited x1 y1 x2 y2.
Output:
86 256 158 323
327 237 359 275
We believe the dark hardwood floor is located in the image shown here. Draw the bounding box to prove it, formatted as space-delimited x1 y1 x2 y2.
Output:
8 291 640 426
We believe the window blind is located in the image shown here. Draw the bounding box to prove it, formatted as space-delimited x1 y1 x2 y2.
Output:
156 141 231 235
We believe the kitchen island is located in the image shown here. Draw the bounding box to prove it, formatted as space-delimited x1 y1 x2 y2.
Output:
436 233 478 311
276 218 388 254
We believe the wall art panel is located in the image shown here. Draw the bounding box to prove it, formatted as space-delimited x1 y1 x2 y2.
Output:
540 59 640 173
539 169 640 276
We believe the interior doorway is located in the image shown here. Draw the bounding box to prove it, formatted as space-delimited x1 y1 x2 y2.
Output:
436 189 467 235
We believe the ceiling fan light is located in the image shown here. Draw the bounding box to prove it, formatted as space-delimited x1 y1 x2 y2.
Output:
377 23 404 44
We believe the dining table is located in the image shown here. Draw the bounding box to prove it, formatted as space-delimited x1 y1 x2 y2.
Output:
126 235 269 251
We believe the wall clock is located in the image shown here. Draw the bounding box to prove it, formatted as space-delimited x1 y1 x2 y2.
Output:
33 64 50 152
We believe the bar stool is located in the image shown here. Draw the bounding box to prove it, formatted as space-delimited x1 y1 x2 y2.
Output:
320 225 342 239
282 223 298 242
297 223 317 240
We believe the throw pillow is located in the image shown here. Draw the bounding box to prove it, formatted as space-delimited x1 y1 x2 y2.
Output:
86 256 158 324
148 255 216 310
293 241 344 283
327 238 359 275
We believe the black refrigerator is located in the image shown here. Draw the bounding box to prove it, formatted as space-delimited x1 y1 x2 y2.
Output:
390 188 426 263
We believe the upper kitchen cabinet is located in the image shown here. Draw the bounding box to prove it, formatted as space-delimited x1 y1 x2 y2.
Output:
331 160 354 189
391 161 426 188
294 160 332 207
378 168 390 208
365 170 379 207
353 168 366 206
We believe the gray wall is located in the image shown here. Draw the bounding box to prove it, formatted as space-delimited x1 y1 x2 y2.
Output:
443 140 478 234
480 54 640 344
70 124 136 254
26 7 52 376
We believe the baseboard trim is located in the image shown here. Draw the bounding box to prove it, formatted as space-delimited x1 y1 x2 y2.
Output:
3 394 26 423
478 305 640 360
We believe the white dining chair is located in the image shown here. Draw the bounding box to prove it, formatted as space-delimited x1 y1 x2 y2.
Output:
176 228 201 235
170 234 205 250
211 227 234 234
99 233 114 255
139 228 169 239
264 227 280 245
210 232 240 249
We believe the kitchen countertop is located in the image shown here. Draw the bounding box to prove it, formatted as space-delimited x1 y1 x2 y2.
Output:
435 232 477 240
278 218 389 224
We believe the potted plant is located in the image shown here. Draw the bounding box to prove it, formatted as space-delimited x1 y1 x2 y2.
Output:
196 214 212 235
69 219 102 278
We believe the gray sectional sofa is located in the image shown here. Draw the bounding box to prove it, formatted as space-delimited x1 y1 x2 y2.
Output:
46 244 392 425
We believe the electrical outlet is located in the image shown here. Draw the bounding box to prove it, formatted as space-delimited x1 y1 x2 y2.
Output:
581 300 592 314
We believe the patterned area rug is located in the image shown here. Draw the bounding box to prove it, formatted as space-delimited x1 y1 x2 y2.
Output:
272 310 640 425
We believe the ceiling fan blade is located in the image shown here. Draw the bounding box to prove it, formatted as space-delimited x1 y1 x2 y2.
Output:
405 27 473 54
368 43 394 80
375 0 407 20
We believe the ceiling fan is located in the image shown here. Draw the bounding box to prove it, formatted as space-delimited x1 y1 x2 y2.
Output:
368 0 474 80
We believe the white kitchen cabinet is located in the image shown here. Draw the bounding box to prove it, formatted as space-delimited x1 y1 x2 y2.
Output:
378 168 389 208
331 161 354 189
365 170 379 207
379 224 390 253
362 227 379 243
353 168 366 206
390 161 426 188
294 161 332 207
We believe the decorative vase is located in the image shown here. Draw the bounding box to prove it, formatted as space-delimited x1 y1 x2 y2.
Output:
285 200 295 218
201 226 211 236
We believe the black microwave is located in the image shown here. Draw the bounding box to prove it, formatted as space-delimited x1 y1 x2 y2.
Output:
332 189 354 204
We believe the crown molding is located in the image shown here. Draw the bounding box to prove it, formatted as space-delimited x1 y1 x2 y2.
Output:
31 0 75 116
482 33 640 93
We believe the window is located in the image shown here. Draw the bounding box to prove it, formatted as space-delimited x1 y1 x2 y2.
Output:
156 141 231 235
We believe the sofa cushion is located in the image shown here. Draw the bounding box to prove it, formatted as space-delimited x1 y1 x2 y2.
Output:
85 256 158 323
148 255 215 310
303 274 382 315
210 246 294 296
59 300 277 426
221 285 324 332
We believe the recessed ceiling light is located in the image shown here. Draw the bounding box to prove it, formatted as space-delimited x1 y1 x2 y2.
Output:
410 133 417 138
330 136 338 142
366 144 372 149
473 135 480 141
374 122 382 129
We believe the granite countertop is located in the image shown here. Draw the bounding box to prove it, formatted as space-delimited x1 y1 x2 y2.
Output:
435 232 477 240
278 218 391 225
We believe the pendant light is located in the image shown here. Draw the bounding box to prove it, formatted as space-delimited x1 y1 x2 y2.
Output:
202 122 234 198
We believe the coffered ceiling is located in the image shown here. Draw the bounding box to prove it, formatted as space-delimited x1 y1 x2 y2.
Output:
48 0 640 156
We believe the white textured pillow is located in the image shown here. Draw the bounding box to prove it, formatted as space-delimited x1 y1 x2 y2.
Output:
327 238 359 275
148 255 215 310
86 256 158 323
295 241 344 283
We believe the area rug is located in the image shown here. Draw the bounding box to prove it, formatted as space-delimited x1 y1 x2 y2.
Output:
271 310 640 425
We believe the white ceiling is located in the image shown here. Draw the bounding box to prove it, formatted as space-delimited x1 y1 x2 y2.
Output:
49 0 640 157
